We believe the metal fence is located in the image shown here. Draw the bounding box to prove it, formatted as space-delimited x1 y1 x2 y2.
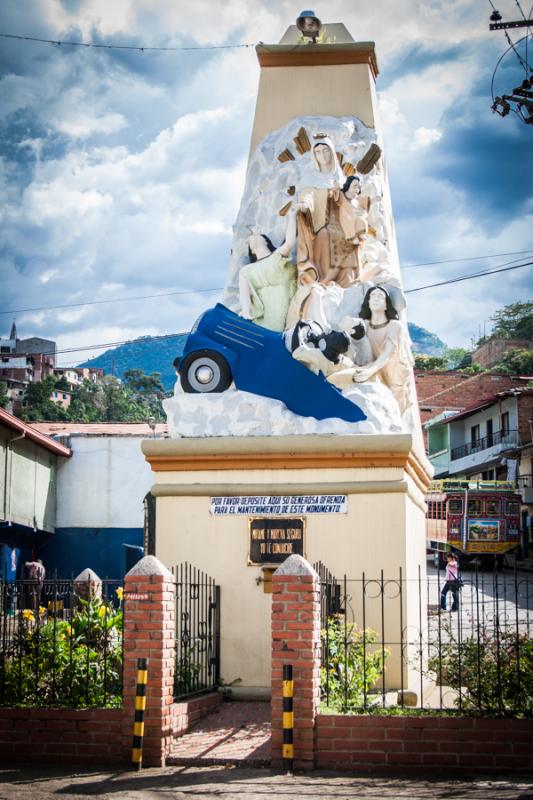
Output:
173 563 220 700
0 577 123 708
320 564 533 717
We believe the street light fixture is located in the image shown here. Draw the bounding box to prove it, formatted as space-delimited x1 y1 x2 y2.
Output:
296 10 322 43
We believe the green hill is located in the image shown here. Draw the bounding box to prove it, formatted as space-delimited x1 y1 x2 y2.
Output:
78 323 445 391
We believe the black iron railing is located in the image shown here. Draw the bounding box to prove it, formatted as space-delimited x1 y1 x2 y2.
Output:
320 566 533 716
173 563 220 700
451 429 519 461
0 577 123 708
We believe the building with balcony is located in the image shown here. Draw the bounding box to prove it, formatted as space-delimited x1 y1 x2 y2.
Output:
427 388 532 478
426 388 533 547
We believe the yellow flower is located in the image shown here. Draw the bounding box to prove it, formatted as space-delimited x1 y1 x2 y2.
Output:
38 606 46 616
22 609 35 622
98 605 107 618
65 624 72 636
116 587 124 601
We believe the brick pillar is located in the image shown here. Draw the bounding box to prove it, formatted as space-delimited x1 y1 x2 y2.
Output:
271 555 321 770
122 555 175 767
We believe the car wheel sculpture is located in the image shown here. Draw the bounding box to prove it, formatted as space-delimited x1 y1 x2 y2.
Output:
180 349 232 393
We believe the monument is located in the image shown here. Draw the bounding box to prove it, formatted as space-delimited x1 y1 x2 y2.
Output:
142 12 433 698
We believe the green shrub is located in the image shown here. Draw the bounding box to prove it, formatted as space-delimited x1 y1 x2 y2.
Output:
321 618 387 712
428 622 533 716
1 595 123 708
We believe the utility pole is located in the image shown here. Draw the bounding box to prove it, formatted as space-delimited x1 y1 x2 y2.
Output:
488 5 532 123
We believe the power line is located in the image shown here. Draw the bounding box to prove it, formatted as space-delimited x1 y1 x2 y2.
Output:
12 331 188 360
5 260 532 362
0 31 255 53
402 248 533 269
0 286 223 316
490 33 531 102
405 259 532 294
3 250 533 318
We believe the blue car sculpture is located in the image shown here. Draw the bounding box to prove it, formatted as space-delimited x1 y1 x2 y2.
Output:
176 303 366 424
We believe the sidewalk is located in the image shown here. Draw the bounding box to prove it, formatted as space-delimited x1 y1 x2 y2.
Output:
168 700 271 766
1 764 533 800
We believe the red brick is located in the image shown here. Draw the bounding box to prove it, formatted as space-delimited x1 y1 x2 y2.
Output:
421 753 458 765
387 752 422 765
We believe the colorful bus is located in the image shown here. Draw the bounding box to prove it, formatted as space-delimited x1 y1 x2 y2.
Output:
426 480 522 568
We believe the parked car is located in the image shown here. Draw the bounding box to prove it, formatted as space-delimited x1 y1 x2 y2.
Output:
175 304 366 424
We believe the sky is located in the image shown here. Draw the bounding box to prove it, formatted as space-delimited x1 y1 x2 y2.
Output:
0 0 532 367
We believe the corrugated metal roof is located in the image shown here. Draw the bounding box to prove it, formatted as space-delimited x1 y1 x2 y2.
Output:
440 387 533 425
31 421 168 437
0 408 72 457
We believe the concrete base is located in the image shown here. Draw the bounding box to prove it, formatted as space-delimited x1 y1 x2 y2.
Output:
142 433 432 693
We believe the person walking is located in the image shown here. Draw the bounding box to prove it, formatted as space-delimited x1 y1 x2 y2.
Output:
440 552 460 612
24 558 45 612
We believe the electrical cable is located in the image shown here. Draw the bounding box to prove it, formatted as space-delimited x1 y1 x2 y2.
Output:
0 287 224 316
2 251 532 318
4 260 531 361
405 259 532 294
0 31 255 52
402 248 533 269
504 30 529 72
490 33 531 102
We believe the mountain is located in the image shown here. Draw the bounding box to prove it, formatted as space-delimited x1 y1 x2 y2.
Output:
78 333 188 390
407 323 446 357
78 323 446 391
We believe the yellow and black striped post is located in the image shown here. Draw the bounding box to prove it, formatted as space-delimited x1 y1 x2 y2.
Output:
131 657 148 770
282 664 294 773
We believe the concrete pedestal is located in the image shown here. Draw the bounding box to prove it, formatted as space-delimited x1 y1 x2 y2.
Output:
142 434 431 696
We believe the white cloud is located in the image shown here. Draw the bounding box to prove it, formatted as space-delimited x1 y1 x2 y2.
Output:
413 127 442 148
56 111 127 138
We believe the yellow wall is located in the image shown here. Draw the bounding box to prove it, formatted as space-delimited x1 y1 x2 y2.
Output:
146 437 429 694
250 63 376 155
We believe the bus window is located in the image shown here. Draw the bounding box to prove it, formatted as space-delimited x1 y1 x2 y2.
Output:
485 499 500 516
468 498 483 516
448 497 463 515
506 500 520 516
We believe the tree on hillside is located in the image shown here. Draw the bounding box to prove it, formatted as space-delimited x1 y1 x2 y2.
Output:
123 369 164 396
69 379 107 422
414 355 448 371
21 377 70 422
491 348 533 375
443 348 472 370
488 302 533 341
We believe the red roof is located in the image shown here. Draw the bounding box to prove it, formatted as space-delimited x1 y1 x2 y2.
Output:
0 408 72 457
440 387 533 425
31 421 168 437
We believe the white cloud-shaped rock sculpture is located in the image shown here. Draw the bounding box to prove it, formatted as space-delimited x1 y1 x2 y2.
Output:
163 381 404 439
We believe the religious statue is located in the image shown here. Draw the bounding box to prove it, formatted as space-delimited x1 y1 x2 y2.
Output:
296 137 370 288
351 286 413 414
238 205 302 332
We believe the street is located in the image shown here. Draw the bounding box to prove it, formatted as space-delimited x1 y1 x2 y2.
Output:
0 764 533 800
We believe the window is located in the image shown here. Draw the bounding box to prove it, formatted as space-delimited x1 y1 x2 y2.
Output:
471 424 480 448
448 497 463 515
468 498 483 516
507 501 520 517
501 412 510 435
485 499 500 516
486 418 494 447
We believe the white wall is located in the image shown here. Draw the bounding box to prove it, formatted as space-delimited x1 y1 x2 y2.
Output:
56 436 153 528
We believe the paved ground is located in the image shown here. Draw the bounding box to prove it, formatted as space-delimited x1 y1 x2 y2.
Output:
168 701 271 766
1 764 533 800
